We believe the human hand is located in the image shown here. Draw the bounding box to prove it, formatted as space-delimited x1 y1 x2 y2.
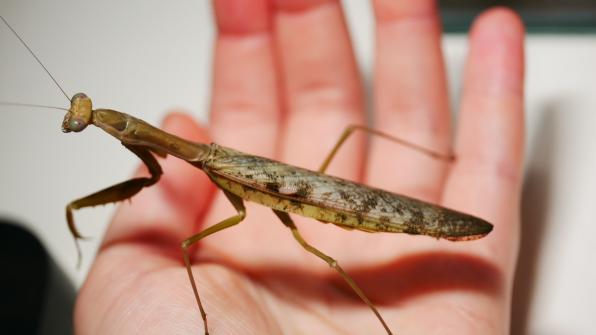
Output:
76 1 524 334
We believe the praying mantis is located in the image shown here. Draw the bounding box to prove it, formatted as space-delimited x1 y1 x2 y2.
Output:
1 14 493 335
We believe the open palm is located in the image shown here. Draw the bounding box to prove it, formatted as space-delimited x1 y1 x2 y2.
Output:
76 1 524 334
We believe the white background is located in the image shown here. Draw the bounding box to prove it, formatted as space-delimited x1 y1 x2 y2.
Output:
1 1 595 334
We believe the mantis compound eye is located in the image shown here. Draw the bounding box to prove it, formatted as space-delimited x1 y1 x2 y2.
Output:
62 114 89 133
68 118 87 132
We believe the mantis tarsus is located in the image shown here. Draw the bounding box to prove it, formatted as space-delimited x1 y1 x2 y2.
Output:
2 15 493 335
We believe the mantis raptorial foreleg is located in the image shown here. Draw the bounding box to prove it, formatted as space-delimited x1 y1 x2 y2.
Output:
181 190 247 335
318 124 455 173
66 144 162 265
271 209 394 335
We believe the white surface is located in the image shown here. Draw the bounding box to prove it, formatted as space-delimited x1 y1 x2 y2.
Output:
1 1 595 334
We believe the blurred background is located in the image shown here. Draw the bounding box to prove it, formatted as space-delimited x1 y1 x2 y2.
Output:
0 0 595 334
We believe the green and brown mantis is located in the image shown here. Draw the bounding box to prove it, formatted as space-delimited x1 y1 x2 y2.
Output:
2 15 493 335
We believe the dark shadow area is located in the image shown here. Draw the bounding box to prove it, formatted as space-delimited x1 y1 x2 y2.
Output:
0 218 75 335
511 103 560 335
88 220 503 334
99 223 185 261
440 0 596 33
105 204 502 304
95 219 502 307
354 251 502 303
245 251 502 306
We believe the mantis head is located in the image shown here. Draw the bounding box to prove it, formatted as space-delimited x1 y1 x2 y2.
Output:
62 93 93 133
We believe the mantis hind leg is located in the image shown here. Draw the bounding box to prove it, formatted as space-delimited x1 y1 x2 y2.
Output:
318 124 454 173
181 190 246 335
66 144 162 267
272 209 394 335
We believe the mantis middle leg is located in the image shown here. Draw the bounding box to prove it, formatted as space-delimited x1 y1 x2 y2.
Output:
318 124 454 173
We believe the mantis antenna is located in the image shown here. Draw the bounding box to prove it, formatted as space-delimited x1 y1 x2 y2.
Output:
0 101 68 112
1 15 70 101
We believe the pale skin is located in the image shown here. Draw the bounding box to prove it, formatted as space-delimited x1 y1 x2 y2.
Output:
75 0 524 334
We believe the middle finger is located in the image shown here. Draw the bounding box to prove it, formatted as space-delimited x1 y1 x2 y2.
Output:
274 0 365 181
369 0 451 202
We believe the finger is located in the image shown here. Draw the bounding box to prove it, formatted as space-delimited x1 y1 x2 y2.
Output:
443 8 525 268
274 0 365 180
211 0 280 158
368 0 450 202
102 113 215 252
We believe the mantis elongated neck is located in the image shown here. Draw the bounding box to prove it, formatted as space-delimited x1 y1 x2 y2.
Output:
92 108 211 164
